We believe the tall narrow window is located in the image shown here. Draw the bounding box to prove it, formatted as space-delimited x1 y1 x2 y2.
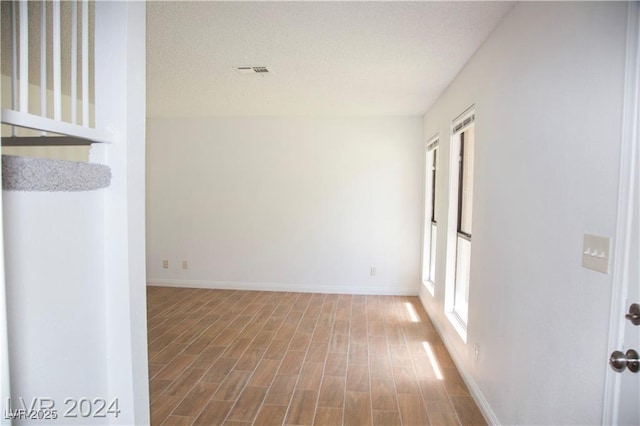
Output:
447 108 475 333
422 137 439 294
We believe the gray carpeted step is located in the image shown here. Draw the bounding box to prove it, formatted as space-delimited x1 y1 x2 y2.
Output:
2 154 111 192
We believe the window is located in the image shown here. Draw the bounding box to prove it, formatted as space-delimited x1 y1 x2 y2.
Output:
447 108 475 335
421 136 439 294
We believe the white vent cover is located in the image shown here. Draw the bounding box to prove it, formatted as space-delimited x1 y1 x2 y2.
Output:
236 66 271 75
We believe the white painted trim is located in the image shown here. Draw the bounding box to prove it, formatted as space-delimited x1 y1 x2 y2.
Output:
81 0 89 127
603 2 640 424
421 134 440 292
71 0 78 125
445 310 467 343
40 0 47 124
11 1 18 136
451 104 476 135
52 0 61 121
147 279 419 296
426 132 440 150
421 279 435 297
418 285 501 426
19 0 29 114
1 109 113 143
445 108 475 337
94 2 148 424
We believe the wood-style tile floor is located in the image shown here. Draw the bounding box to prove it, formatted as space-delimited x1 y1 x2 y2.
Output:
147 287 486 426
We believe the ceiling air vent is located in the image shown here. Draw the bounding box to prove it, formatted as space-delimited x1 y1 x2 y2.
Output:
236 66 271 75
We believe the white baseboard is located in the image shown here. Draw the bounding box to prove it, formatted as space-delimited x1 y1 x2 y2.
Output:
147 278 419 296
418 284 501 425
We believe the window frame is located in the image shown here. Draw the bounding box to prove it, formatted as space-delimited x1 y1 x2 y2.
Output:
421 135 439 295
445 107 475 341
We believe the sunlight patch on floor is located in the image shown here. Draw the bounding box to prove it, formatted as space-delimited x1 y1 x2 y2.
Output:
405 302 420 322
423 341 444 380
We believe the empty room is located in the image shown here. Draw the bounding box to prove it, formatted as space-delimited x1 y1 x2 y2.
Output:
1 1 638 426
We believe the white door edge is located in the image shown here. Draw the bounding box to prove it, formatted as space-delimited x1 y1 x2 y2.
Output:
603 2 640 424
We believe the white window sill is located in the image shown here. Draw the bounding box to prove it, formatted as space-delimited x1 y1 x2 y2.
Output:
445 310 468 343
421 279 435 296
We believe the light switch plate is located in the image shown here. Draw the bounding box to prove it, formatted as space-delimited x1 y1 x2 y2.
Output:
582 234 610 274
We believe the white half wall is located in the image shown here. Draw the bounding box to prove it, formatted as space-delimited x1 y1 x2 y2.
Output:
3 190 107 425
420 2 628 425
147 116 423 295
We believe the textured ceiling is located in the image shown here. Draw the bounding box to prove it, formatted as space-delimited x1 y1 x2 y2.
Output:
147 1 514 117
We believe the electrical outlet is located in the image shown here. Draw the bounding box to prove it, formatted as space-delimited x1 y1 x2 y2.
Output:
370 267 376 276
182 260 188 270
474 344 480 361
163 260 168 269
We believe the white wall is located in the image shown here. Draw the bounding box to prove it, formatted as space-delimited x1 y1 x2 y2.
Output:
147 116 423 295
420 2 628 425
3 191 108 425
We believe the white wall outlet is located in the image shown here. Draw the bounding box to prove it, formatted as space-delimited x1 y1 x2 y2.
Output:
474 344 480 361
163 260 168 269
182 260 188 270
370 267 376 276
582 234 610 274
